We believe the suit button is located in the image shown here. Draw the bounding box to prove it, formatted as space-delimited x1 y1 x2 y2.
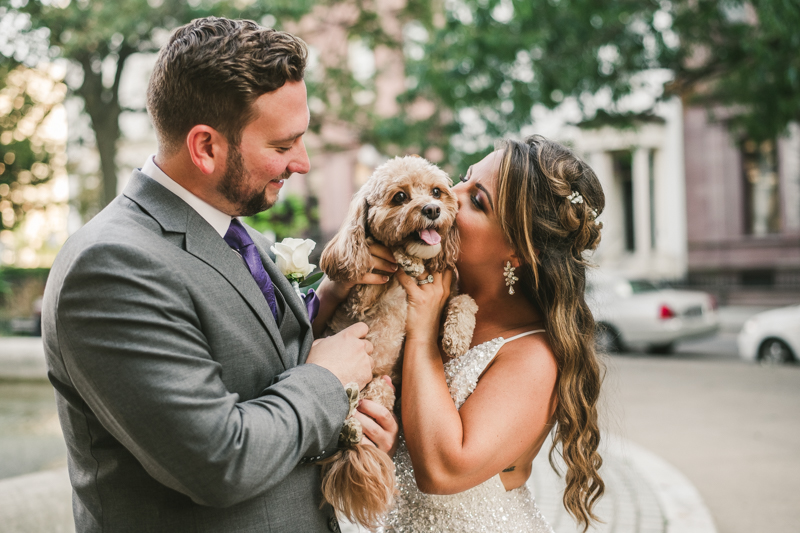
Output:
328 516 341 532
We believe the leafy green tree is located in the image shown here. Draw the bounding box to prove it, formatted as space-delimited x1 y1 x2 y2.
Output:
367 0 798 170
667 0 800 141
0 267 9 296
2 0 795 219
244 193 317 241
0 0 315 212
0 62 63 231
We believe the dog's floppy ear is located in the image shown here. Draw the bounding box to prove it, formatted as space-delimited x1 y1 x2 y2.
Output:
320 187 374 282
427 224 460 273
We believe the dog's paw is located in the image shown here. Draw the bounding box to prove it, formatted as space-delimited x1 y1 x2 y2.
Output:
337 416 363 447
393 250 425 277
393 251 415 272
441 294 479 359
406 263 425 278
442 329 472 360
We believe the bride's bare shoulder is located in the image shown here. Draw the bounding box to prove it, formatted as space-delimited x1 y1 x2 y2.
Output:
484 331 557 384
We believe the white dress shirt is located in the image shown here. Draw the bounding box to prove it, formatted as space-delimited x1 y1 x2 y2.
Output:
141 155 232 238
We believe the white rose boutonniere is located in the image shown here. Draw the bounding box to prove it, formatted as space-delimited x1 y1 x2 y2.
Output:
270 238 323 297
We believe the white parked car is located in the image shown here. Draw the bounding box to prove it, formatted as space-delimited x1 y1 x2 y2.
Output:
737 305 800 364
586 273 719 353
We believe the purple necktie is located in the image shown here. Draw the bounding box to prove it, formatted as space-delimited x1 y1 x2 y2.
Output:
224 219 279 322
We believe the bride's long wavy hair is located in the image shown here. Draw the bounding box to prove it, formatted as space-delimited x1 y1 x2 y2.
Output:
496 135 605 530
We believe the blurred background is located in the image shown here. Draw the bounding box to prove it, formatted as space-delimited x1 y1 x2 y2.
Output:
0 0 797 532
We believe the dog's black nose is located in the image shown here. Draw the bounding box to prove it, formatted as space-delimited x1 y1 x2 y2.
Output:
422 204 440 220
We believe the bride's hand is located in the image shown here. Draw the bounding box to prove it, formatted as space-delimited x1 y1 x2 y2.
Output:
396 268 453 343
318 243 397 302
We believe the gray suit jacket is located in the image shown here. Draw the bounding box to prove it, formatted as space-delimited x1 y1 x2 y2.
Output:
42 170 348 533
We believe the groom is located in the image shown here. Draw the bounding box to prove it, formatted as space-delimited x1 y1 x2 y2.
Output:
42 17 385 533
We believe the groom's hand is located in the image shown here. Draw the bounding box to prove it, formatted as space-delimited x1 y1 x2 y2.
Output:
355 378 399 457
307 322 374 390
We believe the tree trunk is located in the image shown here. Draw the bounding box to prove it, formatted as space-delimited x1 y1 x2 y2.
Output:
76 46 133 211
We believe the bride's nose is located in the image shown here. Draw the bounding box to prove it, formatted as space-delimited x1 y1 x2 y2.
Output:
452 184 466 208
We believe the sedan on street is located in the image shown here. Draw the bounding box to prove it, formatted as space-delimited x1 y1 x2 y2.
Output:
587 273 719 353
737 305 800 364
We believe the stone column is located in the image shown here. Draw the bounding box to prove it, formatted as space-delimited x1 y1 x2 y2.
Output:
632 147 652 265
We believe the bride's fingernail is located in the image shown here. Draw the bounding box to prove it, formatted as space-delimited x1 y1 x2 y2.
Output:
382 276 390 282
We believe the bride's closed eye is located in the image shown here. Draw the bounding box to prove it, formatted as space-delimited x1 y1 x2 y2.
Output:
470 194 483 211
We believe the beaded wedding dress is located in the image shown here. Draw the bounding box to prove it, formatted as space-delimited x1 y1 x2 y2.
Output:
383 331 555 533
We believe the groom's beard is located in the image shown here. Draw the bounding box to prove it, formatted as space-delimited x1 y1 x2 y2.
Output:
217 145 288 217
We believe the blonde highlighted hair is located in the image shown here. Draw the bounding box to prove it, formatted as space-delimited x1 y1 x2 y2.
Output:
496 135 605 530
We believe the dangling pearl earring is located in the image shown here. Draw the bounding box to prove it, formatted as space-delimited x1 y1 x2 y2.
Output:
504 261 518 295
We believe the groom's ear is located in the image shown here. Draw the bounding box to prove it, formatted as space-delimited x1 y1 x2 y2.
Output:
186 125 227 175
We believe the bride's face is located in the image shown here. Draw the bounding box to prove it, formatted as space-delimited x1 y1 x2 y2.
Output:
452 150 515 278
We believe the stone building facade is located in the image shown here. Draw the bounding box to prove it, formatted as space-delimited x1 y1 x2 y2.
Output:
683 107 800 304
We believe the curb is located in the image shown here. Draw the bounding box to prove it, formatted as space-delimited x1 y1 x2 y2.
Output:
530 433 718 533
621 437 717 533
0 337 48 381
0 467 74 533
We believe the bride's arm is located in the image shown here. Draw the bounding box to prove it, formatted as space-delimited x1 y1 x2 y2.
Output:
396 269 558 495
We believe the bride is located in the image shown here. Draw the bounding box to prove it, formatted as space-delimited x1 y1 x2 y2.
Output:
385 135 606 532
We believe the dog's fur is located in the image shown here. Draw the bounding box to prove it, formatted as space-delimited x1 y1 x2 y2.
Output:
318 156 478 529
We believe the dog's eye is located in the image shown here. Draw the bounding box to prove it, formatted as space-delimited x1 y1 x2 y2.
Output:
432 188 441 198
393 191 407 204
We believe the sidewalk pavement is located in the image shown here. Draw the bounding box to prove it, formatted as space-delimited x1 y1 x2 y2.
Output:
0 468 73 533
1 335 719 533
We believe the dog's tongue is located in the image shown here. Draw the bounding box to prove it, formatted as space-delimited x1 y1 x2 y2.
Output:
419 229 441 245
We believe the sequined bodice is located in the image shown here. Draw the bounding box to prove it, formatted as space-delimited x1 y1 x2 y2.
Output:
384 331 554 532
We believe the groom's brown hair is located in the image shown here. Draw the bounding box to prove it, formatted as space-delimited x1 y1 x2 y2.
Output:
147 16 307 155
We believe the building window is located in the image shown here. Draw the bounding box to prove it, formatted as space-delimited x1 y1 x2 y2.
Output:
612 151 635 252
742 139 780 235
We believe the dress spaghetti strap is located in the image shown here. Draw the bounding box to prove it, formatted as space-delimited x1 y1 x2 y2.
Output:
481 329 546 375
500 329 546 346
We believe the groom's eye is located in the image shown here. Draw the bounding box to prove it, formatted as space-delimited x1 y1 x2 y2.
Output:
392 191 407 204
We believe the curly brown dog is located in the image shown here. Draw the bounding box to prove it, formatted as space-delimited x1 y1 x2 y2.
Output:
318 155 478 529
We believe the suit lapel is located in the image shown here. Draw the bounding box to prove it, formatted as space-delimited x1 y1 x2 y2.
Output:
123 171 288 367
183 213 288 360
245 226 313 366
248 228 312 365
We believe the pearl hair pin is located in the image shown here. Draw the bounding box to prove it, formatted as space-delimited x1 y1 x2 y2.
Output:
567 190 599 221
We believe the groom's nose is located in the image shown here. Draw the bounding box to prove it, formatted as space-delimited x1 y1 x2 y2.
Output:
288 138 311 175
